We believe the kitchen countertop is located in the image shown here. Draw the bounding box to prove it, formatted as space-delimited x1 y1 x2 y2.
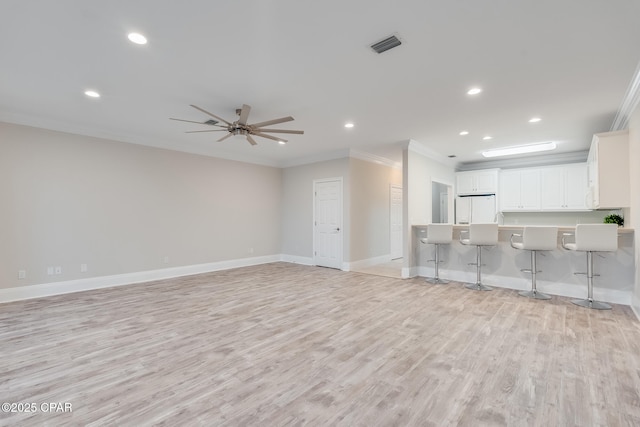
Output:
412 224 634 234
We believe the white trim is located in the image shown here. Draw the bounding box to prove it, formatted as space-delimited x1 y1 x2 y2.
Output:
0 255 281 304
345 254 392 271
407 139 457 168
456 151 588 171
280 149 351 168
632 292 640 322
415 267 631 305
611 60 640 131
349 149 401 169
280 254 314 266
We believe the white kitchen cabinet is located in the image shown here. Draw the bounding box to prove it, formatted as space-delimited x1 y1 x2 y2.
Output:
587 130 629 209
499 169 540 211
540 163 589 211
455 169 498 195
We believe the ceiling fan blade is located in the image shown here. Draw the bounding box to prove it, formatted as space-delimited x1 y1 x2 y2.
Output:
190 104 233 126
217 133 233 142
254 132 288 143
254 128 304 134
169 117 226 127
250 116 294 128
246 135 258 146
238 104 251 126
185 129 228 133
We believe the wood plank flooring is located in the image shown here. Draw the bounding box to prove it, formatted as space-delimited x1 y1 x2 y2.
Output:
1 262 640 426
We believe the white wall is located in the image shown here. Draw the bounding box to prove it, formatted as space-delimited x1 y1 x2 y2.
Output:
629 104 640 315
349 157 402 263
404 142 456 275
280 158 350 261
0 122 282 289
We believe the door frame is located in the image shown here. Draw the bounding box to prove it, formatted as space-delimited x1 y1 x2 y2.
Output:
312 177 344 269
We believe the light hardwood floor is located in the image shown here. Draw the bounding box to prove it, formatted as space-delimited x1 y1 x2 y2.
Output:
1 262 640 426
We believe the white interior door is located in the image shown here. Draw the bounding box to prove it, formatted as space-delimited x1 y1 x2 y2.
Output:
313 178 343 269
390 185 403 260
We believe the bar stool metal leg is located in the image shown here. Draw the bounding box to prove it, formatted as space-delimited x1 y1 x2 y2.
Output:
571 251 611 310
426 243 450 284
465 246 492 291
518 250 551 300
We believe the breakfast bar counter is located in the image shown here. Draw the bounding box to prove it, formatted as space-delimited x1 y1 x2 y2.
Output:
411 224 634 305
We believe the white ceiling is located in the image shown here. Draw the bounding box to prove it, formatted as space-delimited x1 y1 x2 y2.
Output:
2 1 639 168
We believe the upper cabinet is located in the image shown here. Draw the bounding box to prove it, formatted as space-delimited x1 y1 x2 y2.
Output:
498 163 590 212
540 163 589 211
587 130 629 209
499 168 540 211
455 169 499 195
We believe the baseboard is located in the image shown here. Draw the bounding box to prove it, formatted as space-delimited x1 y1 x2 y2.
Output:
0 254 281 304
632 293 640 321
345 254 392 271
416 266 631 305
280 254 314 266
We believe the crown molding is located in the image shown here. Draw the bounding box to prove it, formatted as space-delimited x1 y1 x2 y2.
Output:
406 139 458 168
279 149 351 168
348 149 401 169
611 60 640 131
456 150 589 171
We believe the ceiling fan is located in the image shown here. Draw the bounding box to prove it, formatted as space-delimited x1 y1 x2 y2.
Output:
170 104 304 145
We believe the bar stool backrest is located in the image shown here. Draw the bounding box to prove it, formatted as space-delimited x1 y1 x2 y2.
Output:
522 226 558 251
426 224 453 244
575 224 618 252
469 223 499 246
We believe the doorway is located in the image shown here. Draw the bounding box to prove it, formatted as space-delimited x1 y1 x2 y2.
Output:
432 181 453 223
313 178 343 269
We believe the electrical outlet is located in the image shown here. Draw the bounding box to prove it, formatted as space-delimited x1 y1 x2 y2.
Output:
18 270 26 280
248 247 254 254
163 256 169 264
55 266 62 275
80 264 88 273
47 267 54 275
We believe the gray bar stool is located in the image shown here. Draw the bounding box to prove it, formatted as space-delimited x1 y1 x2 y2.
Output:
460 223 499 291
510 226 558 300
561 224 618 310
420 224 453 284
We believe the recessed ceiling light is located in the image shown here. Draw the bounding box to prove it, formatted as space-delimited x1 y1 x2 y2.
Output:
482 136 492 140
467 88 482 95
459 131 469 136
344 123 354 128
529 117 542 123
84 90 100 98
482 141 557 158
128 32 147 45
278 140 286 145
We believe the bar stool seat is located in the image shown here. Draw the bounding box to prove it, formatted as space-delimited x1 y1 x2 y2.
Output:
510 226 558 300
561 224 618 310
460 223 499 291
420 224 453 284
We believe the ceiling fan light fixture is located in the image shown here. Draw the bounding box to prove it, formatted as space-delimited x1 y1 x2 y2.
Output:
84 90 100 98
344 122 354 128
482 141 557 158
278 140 286 145
467 87 482 95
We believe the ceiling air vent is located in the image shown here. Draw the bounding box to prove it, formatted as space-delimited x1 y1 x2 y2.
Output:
204 119 219 126
370 35 402 54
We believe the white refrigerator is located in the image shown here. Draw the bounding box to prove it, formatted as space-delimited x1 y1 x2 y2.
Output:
455 195 497 224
